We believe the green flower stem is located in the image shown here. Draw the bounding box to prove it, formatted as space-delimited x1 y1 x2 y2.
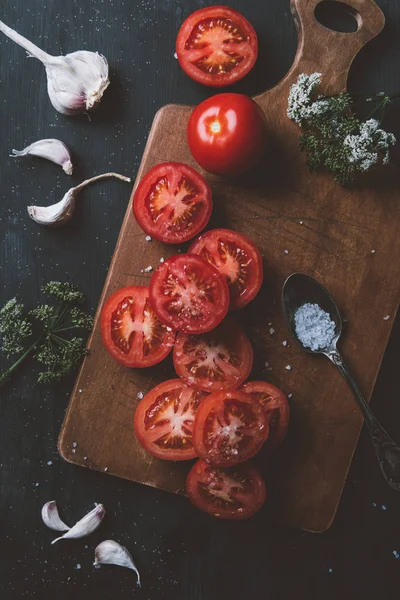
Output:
0 339 40 387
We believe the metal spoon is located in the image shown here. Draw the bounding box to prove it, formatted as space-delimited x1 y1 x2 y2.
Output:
282 272 400 491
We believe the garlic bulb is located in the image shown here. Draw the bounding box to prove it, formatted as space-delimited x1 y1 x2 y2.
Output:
94 540 141 585
0 20 109 115
27 172 131 227
11 139 73 175
52 504 105 544
41 501 70 532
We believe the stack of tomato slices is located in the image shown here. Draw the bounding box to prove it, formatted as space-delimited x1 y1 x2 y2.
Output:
100 160 289 520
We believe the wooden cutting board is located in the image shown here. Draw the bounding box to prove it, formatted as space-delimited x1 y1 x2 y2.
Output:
59 0 400 532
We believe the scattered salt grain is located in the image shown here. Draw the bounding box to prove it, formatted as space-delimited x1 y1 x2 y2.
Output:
47 460 53 466
393 551 399 559
285 365 292 371
137 391 144 400
288 393 293 399
282 340 288 346
104 467 108 472
372 502 377 507
145 235 152 242
299 221 303 225
284 249 289 254
160 257 165 263
84 456 87 461
371 249 376 254
269 328 275 335
78 389 83 393
295 303 335 351
72 442 78 448
383 315 391 321
174 52 178 59
144 266 153 273
72 449 76 454
264 361 270 368
328 568 333 573
75 564 81 570
382 505 387 511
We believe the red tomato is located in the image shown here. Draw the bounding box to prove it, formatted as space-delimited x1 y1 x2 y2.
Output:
187 93 266 176
149 254 229 334
133 162 212 244
189 228 263 309
176 6 258 88
192 389 268 466
173 318 253 392
134 379 208 461
100 286 175 368
186 459 266 519
240 381 290 449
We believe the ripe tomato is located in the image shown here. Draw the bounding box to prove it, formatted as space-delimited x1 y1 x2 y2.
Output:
187 93 266 176
189 228 263 310
173 318 253 392
176 6 258 88
133 162 212 244
186 459 266 520
240 381 290 449
134 379 208 461
192 389 268 466
101 286 175 368
149 254 229 334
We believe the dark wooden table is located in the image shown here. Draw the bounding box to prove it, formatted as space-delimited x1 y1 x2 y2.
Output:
1 1 400 598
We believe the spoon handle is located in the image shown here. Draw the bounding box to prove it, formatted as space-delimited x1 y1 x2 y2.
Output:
326 349 400 491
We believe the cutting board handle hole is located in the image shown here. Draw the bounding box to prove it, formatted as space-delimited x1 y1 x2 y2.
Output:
314 1 360 33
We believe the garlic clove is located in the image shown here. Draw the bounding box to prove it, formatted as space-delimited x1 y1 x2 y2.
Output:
27 172 131 227
51 504 105 544
41 501 70 532
11 139 73 175
94 540 141 585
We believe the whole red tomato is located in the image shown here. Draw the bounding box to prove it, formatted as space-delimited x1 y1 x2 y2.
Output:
187 93 267 176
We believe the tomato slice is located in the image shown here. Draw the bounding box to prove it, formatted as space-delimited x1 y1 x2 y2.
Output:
176 6 258 87
189 228 263 310
240 381 290 449
192 389 268 466
133 162 212 244
100 286 175 368
134 379 208 461
173 318 253 392
186 459 266 519
149 254 229 334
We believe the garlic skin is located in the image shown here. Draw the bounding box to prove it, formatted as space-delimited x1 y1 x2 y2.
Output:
51 504 105 544
11 139 73 175
0 20 109 115
94 540 141 585
27 172 131 227
41 501 70 532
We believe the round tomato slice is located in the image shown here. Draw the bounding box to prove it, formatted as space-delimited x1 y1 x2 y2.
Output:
189 228 263 310
176 6 258 88
100 286 175 368
133 162 212 244
192 389 268 466
186 459 266 519
134 379 208 461
149 254 229 334
173 318 253 392
240 381 290 449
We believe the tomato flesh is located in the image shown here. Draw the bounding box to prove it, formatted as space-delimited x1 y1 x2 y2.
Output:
192 389 269 466
240 381 290 449
149 254 229 334
101 286 175 368
189 228 263 309
187 93 267 175
176 6 258 87
186 459 266 519
134 379 208 461
173 318 253 392
133 162 212 244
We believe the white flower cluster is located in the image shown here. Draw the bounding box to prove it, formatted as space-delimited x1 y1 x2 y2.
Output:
343 119 396 171
287 72 324 124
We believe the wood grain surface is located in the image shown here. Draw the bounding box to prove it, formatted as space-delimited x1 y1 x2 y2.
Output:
59 0 400 533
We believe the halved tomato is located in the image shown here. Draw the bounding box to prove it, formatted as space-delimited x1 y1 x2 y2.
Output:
133 162 212 244
134 379 208 461
189 228 263 309
186 459 266 519
100 286 175 368
149 254 229 334
192 389 268 466
173 318 253 392
240 381 290 449
176 6 258 87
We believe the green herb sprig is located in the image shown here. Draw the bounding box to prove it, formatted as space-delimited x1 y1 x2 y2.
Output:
0 282 93 386
287 73 397 184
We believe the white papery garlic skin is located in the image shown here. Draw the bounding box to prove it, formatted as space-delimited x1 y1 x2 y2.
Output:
51 504 105 544
0 20 110 115
94 540 141 585
41 501 70 532
27 172 131 227
11 139 73 175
